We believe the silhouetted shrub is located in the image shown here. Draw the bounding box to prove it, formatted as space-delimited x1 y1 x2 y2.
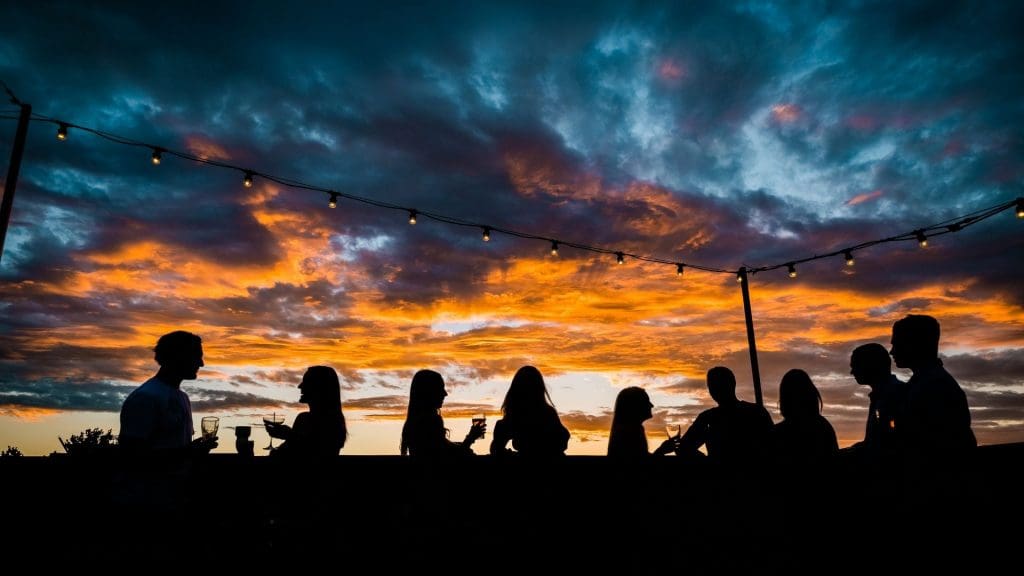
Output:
59 428 117 456
1 445 23 459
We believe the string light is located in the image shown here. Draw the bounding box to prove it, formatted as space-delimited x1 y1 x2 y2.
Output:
676 263 684 277
328 192 339 209
787 263 797 278
915 230 928 248
18 111 1020 282
482 227 491 242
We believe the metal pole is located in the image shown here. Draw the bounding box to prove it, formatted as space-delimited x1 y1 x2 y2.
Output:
1 102 32 265
738 267 763 406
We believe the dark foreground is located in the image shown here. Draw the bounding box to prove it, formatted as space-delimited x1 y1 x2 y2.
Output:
2 444 1021 571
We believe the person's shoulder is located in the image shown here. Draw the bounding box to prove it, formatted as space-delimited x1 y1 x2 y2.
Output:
123 377 164 403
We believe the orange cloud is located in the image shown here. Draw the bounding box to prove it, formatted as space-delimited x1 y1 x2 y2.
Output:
846 189 884 206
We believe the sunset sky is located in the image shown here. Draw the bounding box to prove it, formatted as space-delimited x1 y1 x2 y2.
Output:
1 1 1022 456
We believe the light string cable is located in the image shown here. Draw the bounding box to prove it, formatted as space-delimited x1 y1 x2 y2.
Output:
2 100 1020 278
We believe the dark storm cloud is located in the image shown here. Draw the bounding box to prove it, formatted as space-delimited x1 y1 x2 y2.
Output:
0 379 133 412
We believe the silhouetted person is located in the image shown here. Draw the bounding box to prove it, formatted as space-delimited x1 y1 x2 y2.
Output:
490 366 570 457
266 366 348 458
116 330 216 555
772 369 837 571
607 387 677 457
846 343 905 465
890 314 975 560
773 369 838 467
401 369 485 457
119 330 216 456
675 366 773 465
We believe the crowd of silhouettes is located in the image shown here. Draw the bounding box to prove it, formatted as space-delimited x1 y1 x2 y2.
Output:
113 314 979 564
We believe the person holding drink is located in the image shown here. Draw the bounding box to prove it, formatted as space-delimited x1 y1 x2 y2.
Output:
265 366 348 458
607 387 678 458
400 369 486 457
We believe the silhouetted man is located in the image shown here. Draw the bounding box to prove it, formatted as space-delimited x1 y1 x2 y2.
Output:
890 315 975 465
847 343 905 461
677 366 774 465
890 314 976 562
119 330 216 454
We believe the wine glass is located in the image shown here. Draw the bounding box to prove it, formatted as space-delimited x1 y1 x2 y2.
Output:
665 423 681 440
263 413 285 450
201 416 219 440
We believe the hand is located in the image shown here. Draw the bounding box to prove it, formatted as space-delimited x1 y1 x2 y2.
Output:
465 420 486 444
191 436 218 454
265 421 290 440
654 437 677 456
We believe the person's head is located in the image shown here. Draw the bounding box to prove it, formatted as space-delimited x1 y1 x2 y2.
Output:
408 369 447 414
501 365 555 417
778 369 822 421
612 387 654 427
850 343 892 385
890 314 941 370
299 366 342 411
154 331 204 380
706 366 738 405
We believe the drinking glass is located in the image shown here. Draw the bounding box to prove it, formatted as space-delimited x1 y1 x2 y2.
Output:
201 416 219 440
263 413 285 450
665 424 681 440
472 413 486 439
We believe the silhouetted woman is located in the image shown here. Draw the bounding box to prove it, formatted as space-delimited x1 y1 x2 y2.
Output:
266 366 347 458
773 369 838 465
490 366 570 456
772 371 838 570
400 369 485 457
608 387 677 457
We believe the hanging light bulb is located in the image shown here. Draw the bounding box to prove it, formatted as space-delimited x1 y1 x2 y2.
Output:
915 230 928 248
787 263 797 278
550 241 559 256
616 252 625 265
408 210 417 225
1016 198 1024 219
844 250 855 267
736 271 744 283
328 192 339 209
482 227 491 242
56 123 68 140
676 263 684 277
151 148 162 165
243 171 254 188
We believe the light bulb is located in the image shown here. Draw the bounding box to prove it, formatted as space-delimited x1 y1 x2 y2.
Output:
676 263 684 276
57 123 68 140
616 252 625 265
328 193 338 209
1016 198 1024 219
151 148 162 165
916 230 927 248
787 263 797 278
243 171 254 188
408 210 417 225
482 227 491 242
844 251 854 266
550 241 559 256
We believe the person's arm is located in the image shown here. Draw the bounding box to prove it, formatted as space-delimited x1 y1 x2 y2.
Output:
490 419 511 455
675 412 708 456
653 436 677 456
